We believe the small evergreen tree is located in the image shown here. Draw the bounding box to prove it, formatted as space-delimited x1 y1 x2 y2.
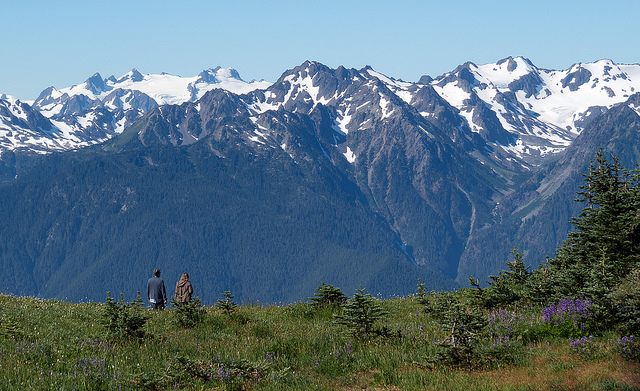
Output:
415 279 440 314
526 256 559 304
101 292 148 339
335 287 388 337
415 279 429 306
170 296 206 328
552 151 639 290
427 291 487 369
308 282 346 309
215 291 238 316
471 247 532 309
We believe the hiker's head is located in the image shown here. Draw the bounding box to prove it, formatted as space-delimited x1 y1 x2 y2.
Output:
153 269 161 277
181 273 189 281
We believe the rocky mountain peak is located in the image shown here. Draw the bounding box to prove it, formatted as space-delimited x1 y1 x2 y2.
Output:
85 72 106 94
118 68 144 83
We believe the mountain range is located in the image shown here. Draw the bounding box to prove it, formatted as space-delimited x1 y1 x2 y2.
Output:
1 57 639 303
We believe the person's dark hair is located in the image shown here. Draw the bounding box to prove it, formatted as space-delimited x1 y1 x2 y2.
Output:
153 269 161 277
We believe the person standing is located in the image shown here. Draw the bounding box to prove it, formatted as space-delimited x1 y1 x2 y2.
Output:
147 268 167 310
175 273 193 304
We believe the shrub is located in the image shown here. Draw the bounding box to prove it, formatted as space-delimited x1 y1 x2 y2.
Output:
126 354 273 390
615 335 640 362
483 342 529 367
569 335 599 359
539 297 594 338
487 308 520 347
610 268 640 335
427 291 487 369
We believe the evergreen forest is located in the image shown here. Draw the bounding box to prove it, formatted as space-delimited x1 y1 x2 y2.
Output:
0 136 454 304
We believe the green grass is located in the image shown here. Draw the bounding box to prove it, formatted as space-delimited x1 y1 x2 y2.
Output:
0 294 639 390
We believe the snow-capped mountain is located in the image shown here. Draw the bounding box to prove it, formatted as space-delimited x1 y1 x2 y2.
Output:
3 57 640 167
287 56 634 167
0 68 272 154
0 94 87 153
426 57 640 162
234 57 640 168
116 62 503 275
130 58 640 277
3 58 640 303
34 67 271 118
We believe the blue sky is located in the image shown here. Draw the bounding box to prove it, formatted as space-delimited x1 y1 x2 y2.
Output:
2 0 640 100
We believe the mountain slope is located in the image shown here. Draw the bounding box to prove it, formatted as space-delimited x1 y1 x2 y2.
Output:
0 88 460 303
1 58 640 302
0 68 271 160
240 62 508 275
457 92 640 282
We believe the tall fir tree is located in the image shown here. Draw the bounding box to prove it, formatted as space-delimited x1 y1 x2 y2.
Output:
546 149 640 324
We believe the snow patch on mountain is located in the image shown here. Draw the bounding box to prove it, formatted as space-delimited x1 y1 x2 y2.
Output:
36 67 271 118
629 103 640 118
343 146 356 163
362 68 415 104
4 58 640 169
333 111 352 135
469 58 640 134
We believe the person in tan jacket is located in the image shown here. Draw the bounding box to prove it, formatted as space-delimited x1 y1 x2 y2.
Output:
174 273 194 304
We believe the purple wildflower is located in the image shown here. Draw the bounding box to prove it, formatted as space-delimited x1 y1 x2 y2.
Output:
541 297 592 330
569 335 594 354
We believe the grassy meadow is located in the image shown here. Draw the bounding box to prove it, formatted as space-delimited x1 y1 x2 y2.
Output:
0 292 639 391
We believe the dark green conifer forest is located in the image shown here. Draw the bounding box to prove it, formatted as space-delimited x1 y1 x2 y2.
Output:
0 138 454 304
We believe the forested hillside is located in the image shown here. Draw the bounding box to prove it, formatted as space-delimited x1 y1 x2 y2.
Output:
0 129 455 304
457 94 640 282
